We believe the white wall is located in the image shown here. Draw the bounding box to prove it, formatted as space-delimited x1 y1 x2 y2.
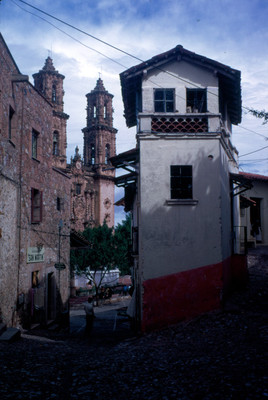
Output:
138 136 225 281
142 60 219 114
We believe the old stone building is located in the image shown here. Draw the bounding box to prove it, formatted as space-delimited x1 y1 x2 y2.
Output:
67 78 117 231
0 34 70 328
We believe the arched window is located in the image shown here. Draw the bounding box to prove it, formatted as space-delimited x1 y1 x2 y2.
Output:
104 105 107 119
105 144 110 164
52 84 57 103
53 131 59 155
91 144 95 165
93 105 97 118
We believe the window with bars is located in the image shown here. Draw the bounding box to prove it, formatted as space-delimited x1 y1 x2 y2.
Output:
170 165 193 199
154 89 174 112
31 188 42 223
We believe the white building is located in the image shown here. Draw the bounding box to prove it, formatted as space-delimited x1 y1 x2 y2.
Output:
113 45 247 332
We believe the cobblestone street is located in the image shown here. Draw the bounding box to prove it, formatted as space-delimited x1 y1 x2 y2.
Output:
0 247 267 400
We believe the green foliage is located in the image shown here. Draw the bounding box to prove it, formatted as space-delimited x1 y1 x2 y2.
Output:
113 213 132 275
71 215 132 280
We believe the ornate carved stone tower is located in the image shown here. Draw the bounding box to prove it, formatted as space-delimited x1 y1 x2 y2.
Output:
67 78 117 231
81 78 117 227
33 57 69 169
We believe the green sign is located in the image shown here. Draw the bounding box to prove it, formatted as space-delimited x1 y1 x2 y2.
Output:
54 262 66 270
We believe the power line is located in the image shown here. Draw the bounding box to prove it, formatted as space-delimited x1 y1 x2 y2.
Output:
12 0 268 142
17 0 143 63
11 0 127 69
236 123 268 140
239 145 268 158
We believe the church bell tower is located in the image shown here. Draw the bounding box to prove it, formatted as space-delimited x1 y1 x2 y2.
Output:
82 78 117 227
33 57 69 169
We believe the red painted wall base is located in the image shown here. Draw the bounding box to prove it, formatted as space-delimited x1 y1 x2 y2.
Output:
142 255 247 332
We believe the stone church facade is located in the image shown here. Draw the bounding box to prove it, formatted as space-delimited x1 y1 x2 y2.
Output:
67 78 117 232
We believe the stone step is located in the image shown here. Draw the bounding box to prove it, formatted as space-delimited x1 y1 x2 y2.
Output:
0 327 21 343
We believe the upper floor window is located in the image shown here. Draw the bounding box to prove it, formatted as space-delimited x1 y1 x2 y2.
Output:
154 89 174 112
31 188 42 223
53 131 59 156
170 165 192 199
9 106 15 140
93 105 97 118
104 105 107 119
52 84 57 103
91 144 95 165
186 89 207 113
105 144 110 164
32 129 39 159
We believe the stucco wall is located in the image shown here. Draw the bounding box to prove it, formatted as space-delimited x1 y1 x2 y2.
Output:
139 136 224 281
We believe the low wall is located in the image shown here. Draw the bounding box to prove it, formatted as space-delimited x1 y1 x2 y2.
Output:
141 255 248 332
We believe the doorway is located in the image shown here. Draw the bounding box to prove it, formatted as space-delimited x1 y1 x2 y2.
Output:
250 197 262 243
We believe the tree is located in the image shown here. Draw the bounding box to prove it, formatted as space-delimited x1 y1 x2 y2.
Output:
71 215 132 301
71 222 115 303
113 213 132 275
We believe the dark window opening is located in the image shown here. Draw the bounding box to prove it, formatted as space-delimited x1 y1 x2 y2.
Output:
104 105 107 119
9 106 15 140
170 165 193 199
53 131 59 156
57 197 61 211
91 144 95 165
187 89 207 113
31 188 42 223
76 184 82 195
105 144 110 164
154 89 174 112
32 129 39 159
52 84 57 103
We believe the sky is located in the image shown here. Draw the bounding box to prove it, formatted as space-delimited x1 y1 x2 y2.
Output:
1 0 268 224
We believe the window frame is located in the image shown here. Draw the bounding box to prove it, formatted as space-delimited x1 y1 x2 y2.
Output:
170 165 193 200
31 188 43 224
186 88 207 113
154 89 175 113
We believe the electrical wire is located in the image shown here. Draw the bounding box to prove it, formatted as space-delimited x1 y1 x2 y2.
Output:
239 145 268 158
11 0 268 145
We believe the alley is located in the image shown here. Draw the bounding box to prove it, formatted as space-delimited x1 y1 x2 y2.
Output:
0 247 267 399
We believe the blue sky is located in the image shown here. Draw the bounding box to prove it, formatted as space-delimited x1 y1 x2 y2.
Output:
1 0 267 223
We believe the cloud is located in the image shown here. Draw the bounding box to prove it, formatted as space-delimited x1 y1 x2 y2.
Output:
1 0 267 182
